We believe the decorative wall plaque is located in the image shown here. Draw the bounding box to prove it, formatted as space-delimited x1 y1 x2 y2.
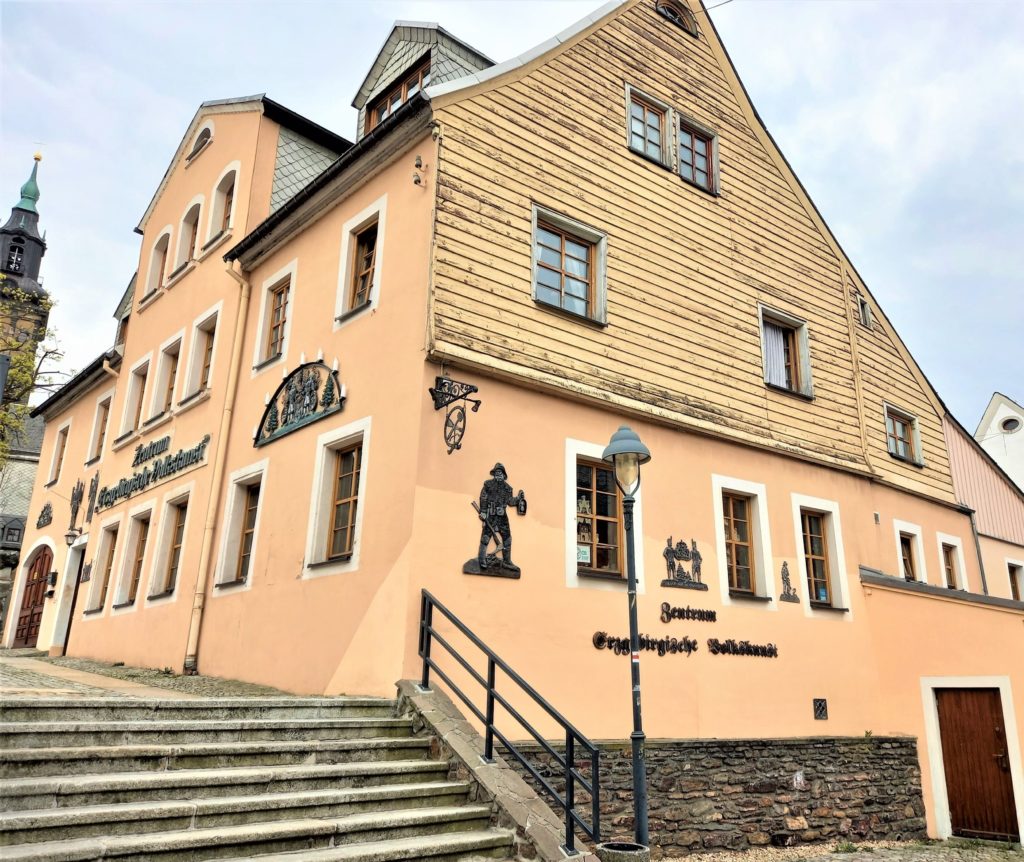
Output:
661 536 707 590
36 502 52 529
429 376 481 454
779 561 800 603
80 561 93 583
86 473 99 523
255 360 345 447
463 462 526 579
68 479 84 530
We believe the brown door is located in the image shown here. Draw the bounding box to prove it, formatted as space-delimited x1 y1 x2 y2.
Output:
936 688 1020 841
12 547 52 649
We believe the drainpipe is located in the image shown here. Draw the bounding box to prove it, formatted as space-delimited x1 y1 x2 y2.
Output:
183 260 251 673
961 505 989 595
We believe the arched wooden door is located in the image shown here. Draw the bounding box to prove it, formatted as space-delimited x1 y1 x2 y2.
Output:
13 547 52 649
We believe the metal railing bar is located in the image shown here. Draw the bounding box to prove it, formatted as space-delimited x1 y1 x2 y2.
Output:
493 728 568 811
425 660 487 725
428 628 489 689
490 688 569 769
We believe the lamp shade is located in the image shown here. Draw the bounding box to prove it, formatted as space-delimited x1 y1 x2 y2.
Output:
602 425 651 495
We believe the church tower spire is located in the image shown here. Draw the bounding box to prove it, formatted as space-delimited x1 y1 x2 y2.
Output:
1 153 49 299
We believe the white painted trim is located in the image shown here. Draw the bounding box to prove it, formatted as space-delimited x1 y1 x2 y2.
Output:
84 513 124 615
212 459 269 593
564 438 645 594
186 120 215 162
334 195 387 328
712 475 776 610
894 518 928 584
532 205 608 325
85 387 116 466
2 537 58 648
47 419 72 484
251 259 298 376
920 676 1023 841
206 161 241 242
51 541 87 653
302 416 372 579
790 493 852 621
111 501 156 613
935 532 968 592
151 329 185 420
182 301 223 398
146 480 196 605
174 195 205 269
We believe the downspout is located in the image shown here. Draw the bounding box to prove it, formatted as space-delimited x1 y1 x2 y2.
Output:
183 260 251 673
962 505 989 595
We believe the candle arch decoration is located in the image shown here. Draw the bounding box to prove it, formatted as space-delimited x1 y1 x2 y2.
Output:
254 359 346 448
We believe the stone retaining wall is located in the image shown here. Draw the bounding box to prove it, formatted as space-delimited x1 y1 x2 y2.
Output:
507 736 926 857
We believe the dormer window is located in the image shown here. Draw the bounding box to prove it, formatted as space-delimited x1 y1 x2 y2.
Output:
656 0 699 37
5 240 24 272
366 58 431 133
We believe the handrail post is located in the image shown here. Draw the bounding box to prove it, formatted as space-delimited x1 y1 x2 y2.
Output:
592 747 601 843
419 595 433 690
564 732 576 854
483 657 496 762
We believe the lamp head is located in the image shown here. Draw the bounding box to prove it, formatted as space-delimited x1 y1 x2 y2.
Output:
601 425 651 496
64 527 80 548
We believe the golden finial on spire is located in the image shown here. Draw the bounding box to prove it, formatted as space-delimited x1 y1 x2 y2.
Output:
34 152 43 162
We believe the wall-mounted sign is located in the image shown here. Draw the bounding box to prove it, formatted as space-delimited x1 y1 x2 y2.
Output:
707 638 779 658
661 536 707 590
132 436 171 467
429 376 482 454
86 473 99 523
95 435 211 512
660 602 717 623
36 502 53 529
254 361 345 447
593 631 699 657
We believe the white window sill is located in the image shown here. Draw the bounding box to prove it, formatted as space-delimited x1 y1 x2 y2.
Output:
137 289 165 313
111 429 141 452
197 230 233 262
141 411 173 433
177 388 212 416
166 261 196 290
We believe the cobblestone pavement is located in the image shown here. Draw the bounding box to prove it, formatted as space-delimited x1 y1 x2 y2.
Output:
674 839 1023 862
0 655 132 698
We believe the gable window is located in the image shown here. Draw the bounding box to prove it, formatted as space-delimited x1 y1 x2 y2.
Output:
531 207 608 325
760 307 812 397
858 296 872 328
885 406 920 463
679 120 717 192
627 90 667 165
723 492 755 595
656 0 699 37
801 510 832 605
49 425 69 484
7 526 22 543
1009 563 1022 602
265 280 289 360
188 126 212 160
899 533 917 581
175 203 202 271
367 59 430 132
576 458 622 578
349 223 378 311
327 443 362 561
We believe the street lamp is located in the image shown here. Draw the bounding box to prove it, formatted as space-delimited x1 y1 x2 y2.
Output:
602 424 652 848
64 527 81 548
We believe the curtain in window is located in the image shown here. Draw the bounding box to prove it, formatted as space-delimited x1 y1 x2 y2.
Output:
763 320 786 387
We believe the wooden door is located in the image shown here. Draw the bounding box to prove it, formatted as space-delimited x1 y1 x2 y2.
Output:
936 688 1020 841
13 547 52 649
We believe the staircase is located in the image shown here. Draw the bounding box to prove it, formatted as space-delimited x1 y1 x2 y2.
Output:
0 696 516 861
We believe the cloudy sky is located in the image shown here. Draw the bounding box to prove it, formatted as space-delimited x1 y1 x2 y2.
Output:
2 0 1022 430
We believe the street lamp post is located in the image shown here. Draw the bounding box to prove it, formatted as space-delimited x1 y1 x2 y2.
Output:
602 425 652 848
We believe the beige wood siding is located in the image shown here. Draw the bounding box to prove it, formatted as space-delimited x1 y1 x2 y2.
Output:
429 0 954 499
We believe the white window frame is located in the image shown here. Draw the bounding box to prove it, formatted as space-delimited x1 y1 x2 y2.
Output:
335 195 387 327
564 438 645 593
624 84 674 170
758 304 813 398
532 205 609 326
47 419 72 484
86 388 116 465
120 353 153 435
186 120 214 162
205 161 241 244
153 330 185 419
144 226 173 297
935 532 967 591
303 416 372 579
183 301 223 398
1005 557 1024 602
251 259 298 375
790 493 851 620
111 501 155 613
213 459 269 593
85 514 123 615
884 403 924 466
174 195 205 270
893 519 927 584
146 480 195 604
677 111 720 194
712 475 776 610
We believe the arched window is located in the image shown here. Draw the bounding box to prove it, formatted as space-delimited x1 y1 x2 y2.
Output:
656 0 699 37
212 171 236 236
146 232 171 295
188 127 212 159
177 203 202 267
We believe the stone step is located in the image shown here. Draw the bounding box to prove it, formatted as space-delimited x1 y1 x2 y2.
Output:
0 717 414 749
0 697 396 723
0 805 495 861
251 829 514 861
0 736 431 778
0 759 449 810
0 781 472 845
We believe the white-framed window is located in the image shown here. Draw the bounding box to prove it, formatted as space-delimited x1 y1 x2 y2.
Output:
154 333 184 417
564 438 645 593
213 459 268 592
532 205 608 325
1006 559 1023 602
625 85 672 169
47 420 71 484
148 481 194 602
335 195 387 325
252 260 297 373
112 503 154 611
884 404 923 465
206 162 240 244
893 519 927 584
759 304 813 398
303 416 371 578
936 533 967 591
174 197 204 270
183 302 222 398
86 516 122 614
187 121 213 162
119 354 152 436
712 475 776 610
790 493 851 619
144 227 173 296
86 389 115 464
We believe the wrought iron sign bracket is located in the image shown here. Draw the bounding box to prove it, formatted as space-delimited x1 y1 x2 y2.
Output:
429 376 481 454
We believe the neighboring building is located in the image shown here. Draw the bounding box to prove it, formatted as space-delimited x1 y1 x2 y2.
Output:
976 392 1024 490
0 156 52 628
5 1 1022 847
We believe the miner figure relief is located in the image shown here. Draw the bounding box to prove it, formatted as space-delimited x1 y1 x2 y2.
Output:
463 462 527 579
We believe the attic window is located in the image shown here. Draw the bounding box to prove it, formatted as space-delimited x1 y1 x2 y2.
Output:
1001 417 1022 433
188 127 212 160
367 58 431 133
656 0 699 37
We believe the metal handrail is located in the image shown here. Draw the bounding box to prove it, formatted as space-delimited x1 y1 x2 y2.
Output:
418 589 600 854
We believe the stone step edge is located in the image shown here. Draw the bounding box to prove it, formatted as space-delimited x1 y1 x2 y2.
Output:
0 759 449 796
1 718 412 734
2 736 427 762
0 805 494 861
0 697 395 708
0 781 472 830
251 829 515 861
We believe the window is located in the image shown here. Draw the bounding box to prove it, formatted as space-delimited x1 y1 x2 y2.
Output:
157 341 181 415
175 202 202 270
349 223 377 311
126 516 150 604
760 307 812 397
49 426 69 483
264 279 289 360
7 527 22 543
885 406 919 463
94 526 119 611
367 58 430 131
200 325 215 389
162 501 188 595
327 443 362 560
185 307 219 395
656 0 699 36
188 126 211 159
628 93 666 163
900 533 917 581
941 543 958 589
678 122 715 191
1009 563 1022 602
6 242 24 272
576 459 622 577
858 296 872 328
146 232 171 295
125 362 149 432
90 397 111 461
212 172 235 236
801 510 832 605
234 482 261 583
723 492 755 594
536 223 594 318
1000 417 1021 434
